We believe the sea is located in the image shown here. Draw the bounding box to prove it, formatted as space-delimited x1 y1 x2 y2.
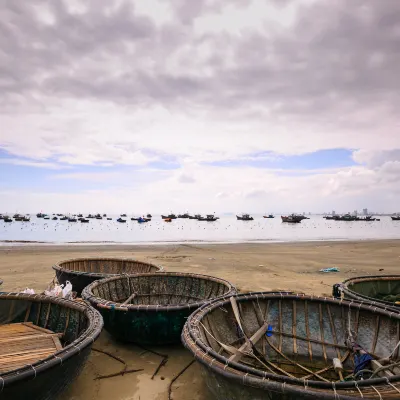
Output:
1 215 400 245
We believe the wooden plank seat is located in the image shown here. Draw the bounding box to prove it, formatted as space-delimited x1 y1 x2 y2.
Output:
0 322 62 374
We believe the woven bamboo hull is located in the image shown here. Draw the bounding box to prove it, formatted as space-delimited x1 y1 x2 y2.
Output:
1 346 91 400
199 364 358 400
99 307 192 344
83 272 236 345
53 257 163 295
182 292 400 399
0 294 103 400
341 275 400 309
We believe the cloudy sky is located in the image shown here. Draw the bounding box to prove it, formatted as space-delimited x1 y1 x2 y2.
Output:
1 0 399 214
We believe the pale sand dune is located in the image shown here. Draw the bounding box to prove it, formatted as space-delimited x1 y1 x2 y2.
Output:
1 240 399 400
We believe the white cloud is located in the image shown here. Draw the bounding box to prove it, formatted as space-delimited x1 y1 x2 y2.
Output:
1 0 400 212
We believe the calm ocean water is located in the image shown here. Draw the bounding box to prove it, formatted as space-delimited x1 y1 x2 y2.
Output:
1 215 400 245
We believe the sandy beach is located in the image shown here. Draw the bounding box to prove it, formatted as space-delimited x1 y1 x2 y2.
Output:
1 240 399 400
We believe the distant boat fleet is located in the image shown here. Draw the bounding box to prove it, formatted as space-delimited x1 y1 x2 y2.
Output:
1 212 400 224
323 214 381 221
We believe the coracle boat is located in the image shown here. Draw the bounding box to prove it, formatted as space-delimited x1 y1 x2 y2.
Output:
0 292 102 400
182 292 400 400
82 272 236 345
339 275 400 309
53 257 163 296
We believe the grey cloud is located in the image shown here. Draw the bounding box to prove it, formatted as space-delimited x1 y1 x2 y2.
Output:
1 0 400 143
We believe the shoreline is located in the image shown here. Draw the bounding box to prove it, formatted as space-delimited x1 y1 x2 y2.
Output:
1 236 399 247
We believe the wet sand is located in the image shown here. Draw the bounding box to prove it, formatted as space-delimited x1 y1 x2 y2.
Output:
1 240 399 400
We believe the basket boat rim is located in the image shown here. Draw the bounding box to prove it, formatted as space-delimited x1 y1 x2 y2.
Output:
52 257 163 278
182 291 400 393
0 292 103 386
341 274 400 307
82 272 236 311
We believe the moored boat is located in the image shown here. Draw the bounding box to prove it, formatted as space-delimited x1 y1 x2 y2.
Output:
237 214 254 221
281 214 302 223
161 214 177 219
391 215 400 221
53 257 163 295
0 292 102 400
263 214 275 218
82 272 236 345
183 291 400 400
117 217 126 223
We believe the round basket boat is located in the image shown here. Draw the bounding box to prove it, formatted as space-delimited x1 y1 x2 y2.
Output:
53 257 163 296
341 275 400 310
182 292 400 400
82 272 236 345
0 292 103 400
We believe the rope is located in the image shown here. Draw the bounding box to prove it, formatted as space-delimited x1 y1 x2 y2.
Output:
371 386 383 400
388 340 400 359
354 381 363 398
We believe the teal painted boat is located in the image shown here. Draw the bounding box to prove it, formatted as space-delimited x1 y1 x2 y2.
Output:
340 275 400 310
82 272 236 345
0 292 103 400
53 257 163 296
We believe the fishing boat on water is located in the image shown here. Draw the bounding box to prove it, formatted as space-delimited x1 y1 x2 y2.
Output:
60 216 68 221
53 257 162 295
161 214 177 219
281 214 302 223
198 214 219 221
36 213 45 218
391 214 400 221
0 292 102 400
82 272 236 345
237 214 254 221
3 217 12 223
263 214 275 219
68 217 77 222
183 291 400 399
117 217 126 223
146 214 152 218
120 213 127 217
178 213 190 218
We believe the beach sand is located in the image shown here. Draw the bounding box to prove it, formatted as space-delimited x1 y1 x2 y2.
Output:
1 240 399 400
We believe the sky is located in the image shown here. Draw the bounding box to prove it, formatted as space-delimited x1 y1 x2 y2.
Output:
1 0 400 214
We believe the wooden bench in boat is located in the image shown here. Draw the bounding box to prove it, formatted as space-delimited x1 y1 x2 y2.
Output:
0 322 62 374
